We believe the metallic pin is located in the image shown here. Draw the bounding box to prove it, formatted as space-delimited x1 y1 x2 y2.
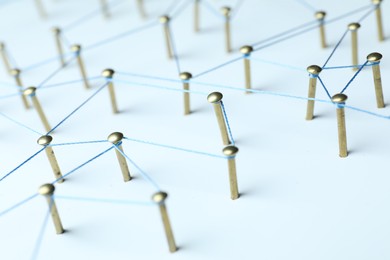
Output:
52 27 65 67
159 16 173 59
38 184 64 234
100 0 110 18
38 135 64 183
207 92 231 145
194 0 200 32
34 0 47 18
372 0 384 41
10 68 30 109
137 0 147 19
107 132 132 182
315 11 327 48
0 42 11 74
331 94 348 158
223 146 239 200
305 65 322 120
102 69 119 113
179 72 192 115
348 23 361 71
71 45 90 89
221 7 232 53
23 87 52 132
240 45 254 93
152 191 177 253
367 52 385 108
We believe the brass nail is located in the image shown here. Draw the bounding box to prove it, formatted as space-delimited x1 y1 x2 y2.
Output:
179 72 192 115
23 87 52 132
331 94 348 158
10 68 30 109
315 11 327 48
0 42 11 74
100 0 110 18
372 0 384 41
38 184 64 234
194 0 200 32
223 146 239 200
152 191 177 253
367 52 385 108
71 45 90 89
37 135 64 183
136 0 147 19
52 27 65 67
34 0 47 18
348 23 361 71
239 45 254 93
305 65 322 120
102 69 119 113
159 16 173 59
107 132 132 182
221 7 232 53
207 92 231 145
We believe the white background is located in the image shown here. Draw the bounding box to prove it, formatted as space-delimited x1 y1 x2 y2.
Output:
0 0 389 259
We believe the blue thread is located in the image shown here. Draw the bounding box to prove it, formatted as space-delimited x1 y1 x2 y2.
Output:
113 79 208 95
0 193 38 217
220 101 235 145
340 61 369 94
0 81 22 88
49 140 108 147
123 136 226 159
0 112 43 135
192 56 244 78
55 195 154 206
358 5 377 23
322 29 349 68
84 21 158 52
344 105 390 120
0 148 46 182
164 0 185 15
170 0 193 19
201 0 225 20
248 57 306 72
5 46 19 68
47 82 109 135
167 25 182 74
317 76 332 100
294 0 316 12
30 199 52 260
40 76 103 89
36 55 77 89
52 146 115 184
113 145 160 191
323 64 372 70
0 92 24 99
22 52 74 72
230 0 245 20
116 71 182 83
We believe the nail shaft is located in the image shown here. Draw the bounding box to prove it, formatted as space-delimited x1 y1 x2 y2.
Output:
0 43 11 74
223 146 239 200
24 87 51 132
332 94 348 158
71 45 90 89
194 0 200 32
306 65 322 120
53 28 65 67
108 132 131 182
207 92 231 145
11 69 30 109
38 184 64 234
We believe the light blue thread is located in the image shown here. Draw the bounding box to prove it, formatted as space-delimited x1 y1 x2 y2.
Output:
0 81 22 88
340 61 369 94
248 57 306 72
113 79 208 95
115 71 182 83
22 52 74 72
112 145 160 191
49 140 108 147
0 92 24 99
220 101 235 145
326 4 372 24
62 0 125 31
164 0 185 15
323 64 373 70
30 199 52 260
40 76 103 89
192 56 244 78
36 55 77 89
167 24 182 74
358 5 377 23
0 193 38 217
0 111 43 135
47 82 109 135
84 21 158 52
322 29 349 68
5 46 18 68
60 31 72 48
230 0 245 20
344 105 390 120
54 195 154 206
123 136 226 159
294 0 316 12
170 0 193 19
201 0 224 20
52 146 115 184
190 80 334 104
317 76 332 100
0 147 46 182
